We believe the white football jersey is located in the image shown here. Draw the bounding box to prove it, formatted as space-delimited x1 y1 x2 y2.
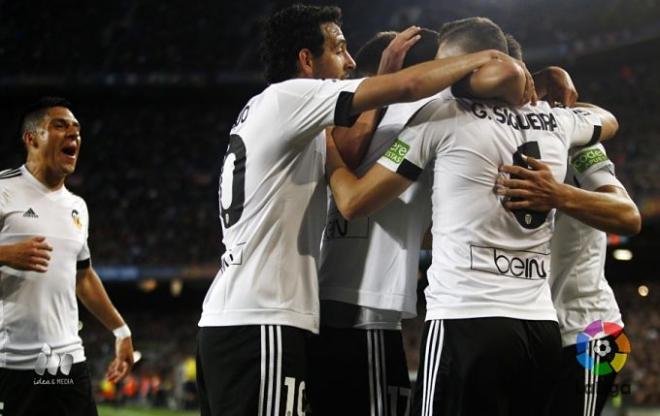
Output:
378 98 602 321
199 78 364 333
550 144 624 346
0 165 90 370
319 97 437 324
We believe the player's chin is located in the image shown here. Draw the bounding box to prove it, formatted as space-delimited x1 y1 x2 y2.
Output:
60 162 77 176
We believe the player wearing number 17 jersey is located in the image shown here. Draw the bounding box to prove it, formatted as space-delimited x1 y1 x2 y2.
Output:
325 17 619 416
195 5 513 416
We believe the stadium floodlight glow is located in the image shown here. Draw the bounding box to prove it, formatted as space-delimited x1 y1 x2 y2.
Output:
638 285 649 297
612 249 633 261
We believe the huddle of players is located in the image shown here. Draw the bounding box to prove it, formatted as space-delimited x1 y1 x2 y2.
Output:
198 4 641 416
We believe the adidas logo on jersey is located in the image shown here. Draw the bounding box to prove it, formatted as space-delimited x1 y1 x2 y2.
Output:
23 208 39 218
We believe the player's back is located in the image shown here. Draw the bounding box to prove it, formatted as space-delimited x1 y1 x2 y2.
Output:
199 77 363 333
382 95 602 321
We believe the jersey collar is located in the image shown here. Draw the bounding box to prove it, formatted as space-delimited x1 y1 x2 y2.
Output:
20 165 67 196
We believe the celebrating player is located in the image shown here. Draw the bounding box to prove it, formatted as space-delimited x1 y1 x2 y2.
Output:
325 17 618 416
0 97 134 416
196 4 517 416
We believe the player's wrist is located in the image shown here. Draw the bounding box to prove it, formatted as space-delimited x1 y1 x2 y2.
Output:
554 183 576 212
112 324 132 340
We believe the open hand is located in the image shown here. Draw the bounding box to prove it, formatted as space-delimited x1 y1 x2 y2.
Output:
377 26 422 75
496 155 564 212
0 236 52 272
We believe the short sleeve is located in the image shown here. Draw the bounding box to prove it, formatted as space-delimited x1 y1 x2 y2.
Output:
569 143 622 191
551 106 602 148
376 100 454 181
76 199 91 268
277 77 365 129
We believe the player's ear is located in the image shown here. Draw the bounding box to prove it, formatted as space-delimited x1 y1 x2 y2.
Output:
23 130 36 149
297 48 315 78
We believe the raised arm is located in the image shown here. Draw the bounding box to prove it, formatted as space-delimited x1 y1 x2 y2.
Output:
573 102 619 142
350 49 507 114
453 58 531 105
333 27 421 168
326 130 412 220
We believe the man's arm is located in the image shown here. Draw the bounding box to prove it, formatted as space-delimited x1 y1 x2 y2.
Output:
333 27 421 168
533 66 578 107
453 58 532 105
350 49 509 115
0 236 52 272
76 266 134 382
573 102 619 142
497 156 641 235
326 131 412 220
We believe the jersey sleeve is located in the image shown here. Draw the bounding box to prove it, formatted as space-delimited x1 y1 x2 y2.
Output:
569 143 623 191
551 106 603 148
376 100 454 181
278 78 365 135
76 199 91 268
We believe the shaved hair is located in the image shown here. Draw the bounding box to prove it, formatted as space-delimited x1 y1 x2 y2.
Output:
437 17 507 55
506 33 523 60
20 96 72 139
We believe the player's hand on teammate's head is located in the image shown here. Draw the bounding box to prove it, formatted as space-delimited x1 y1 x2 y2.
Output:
495 155 563 212
106 336 135 383
1 236 53 273
533 66 578 107
376 26 421 75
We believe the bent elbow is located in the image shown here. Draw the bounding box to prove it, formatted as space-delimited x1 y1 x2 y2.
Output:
618 206 642 236
600 112 619 141
625 211 642 236
335 197 366 222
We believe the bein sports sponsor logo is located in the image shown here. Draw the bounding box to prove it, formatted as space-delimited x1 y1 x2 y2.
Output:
576 320 631 376
470 245 548 280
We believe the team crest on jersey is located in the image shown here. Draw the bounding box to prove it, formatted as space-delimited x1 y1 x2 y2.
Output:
71 209 82 230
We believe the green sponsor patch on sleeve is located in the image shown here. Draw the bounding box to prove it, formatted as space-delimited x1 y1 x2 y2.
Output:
571 147 608 174
384 139 410 165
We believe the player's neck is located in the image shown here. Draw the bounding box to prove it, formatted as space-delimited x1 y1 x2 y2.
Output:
25 161 66 190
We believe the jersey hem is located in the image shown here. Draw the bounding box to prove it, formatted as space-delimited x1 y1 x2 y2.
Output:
319 287 417 319
425 307 558 322
198 310 319 334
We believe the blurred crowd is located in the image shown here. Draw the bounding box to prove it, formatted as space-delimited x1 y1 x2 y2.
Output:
2 0 660 76
1 0 659 409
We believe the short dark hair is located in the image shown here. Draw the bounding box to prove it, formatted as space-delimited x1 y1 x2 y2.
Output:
261 4 343 84
437 17 507 54
20 96 72 138
354 31 396 77
505 33 523 60
354 28 440 77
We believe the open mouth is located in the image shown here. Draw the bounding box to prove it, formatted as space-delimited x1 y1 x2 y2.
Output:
61 144 77 158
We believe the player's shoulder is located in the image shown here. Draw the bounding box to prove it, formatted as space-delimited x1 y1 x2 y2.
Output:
0 167 25 189
63 188 88 210
0 167 23 181
408 93 460 127
269 77 362 96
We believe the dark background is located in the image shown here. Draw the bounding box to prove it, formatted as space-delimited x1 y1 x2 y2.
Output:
1 0 659 411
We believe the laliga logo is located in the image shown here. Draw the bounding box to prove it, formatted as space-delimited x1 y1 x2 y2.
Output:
576 320 631 376
34 344 73 376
